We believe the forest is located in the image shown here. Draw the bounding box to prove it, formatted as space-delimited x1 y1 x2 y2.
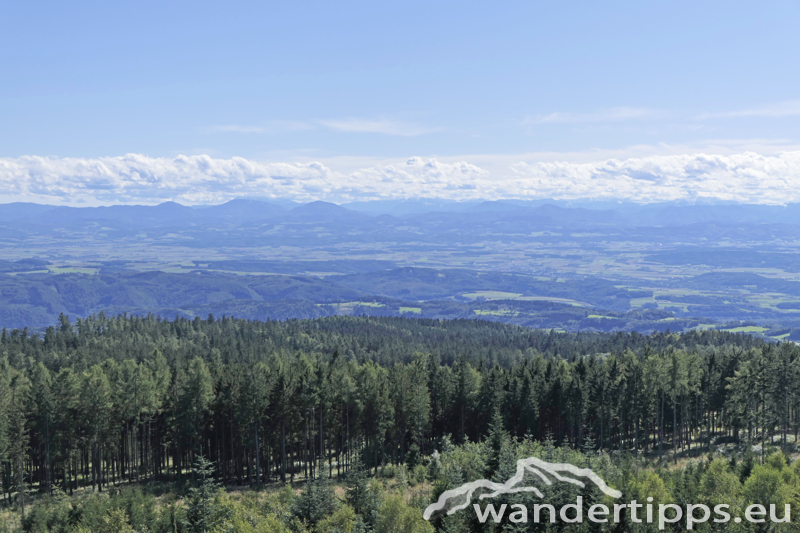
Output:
1 313 798 532
0 268 654 330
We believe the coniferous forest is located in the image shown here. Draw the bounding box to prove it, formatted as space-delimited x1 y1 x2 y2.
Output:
2 313 800 532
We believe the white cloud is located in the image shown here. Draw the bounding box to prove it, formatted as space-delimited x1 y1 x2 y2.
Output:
318 118 440 136
508 151 800 204
527 107 666 125
699 99 800 119
528 98 800 126
2 150 800 206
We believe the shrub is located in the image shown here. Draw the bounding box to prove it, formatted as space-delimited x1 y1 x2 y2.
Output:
405 444 421 471
411 465 427 486
98 508 136 533
378 464 397 479
315 504 357 533
20 494 72 533
374 495 434 533
292 477 339 526
229 499 289 533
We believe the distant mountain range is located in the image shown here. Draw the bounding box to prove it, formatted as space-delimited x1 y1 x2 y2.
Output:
4 198 800 228
2 198 800 338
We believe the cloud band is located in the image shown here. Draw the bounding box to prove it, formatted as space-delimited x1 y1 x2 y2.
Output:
1 151 799 205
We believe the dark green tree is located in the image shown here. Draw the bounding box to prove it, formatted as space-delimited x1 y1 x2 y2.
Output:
184 456 231 533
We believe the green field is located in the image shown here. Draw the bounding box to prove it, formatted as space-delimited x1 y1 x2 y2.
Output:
462 290 522 300
4 203 800 335
721 326 769 333
48 267 98 274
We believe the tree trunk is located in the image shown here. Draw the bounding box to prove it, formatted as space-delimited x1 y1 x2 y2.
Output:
254 423 261 487
281 418 286 483
320 407 324 477
673 394 677 464
659 392 664 457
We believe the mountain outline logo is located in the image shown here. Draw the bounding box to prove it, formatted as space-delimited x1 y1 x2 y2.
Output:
423 456 622 521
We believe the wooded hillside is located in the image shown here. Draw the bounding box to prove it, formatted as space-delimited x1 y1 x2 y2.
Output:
0 314 783 501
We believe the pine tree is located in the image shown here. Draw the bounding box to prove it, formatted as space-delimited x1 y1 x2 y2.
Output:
406 353 431 448
542 430 556 462
452 355 479 444
291 474 339 527
79 365 113 491
0 357 11 496
486 408 509 477
182 357 215 463
184 456 231 533
30 363 55 494
237 360 272 486
405 442 421 470
346 457 380 529
580 422 597 467
8 371 30 520
346 456 370 514
53 367 80 494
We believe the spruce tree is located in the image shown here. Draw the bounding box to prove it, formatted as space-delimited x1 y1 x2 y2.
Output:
346 457 380 529
8 371 30 520
30 363 55 494
291 475 338 527
405 442 421 471
184 456 231 533
486 407 508 477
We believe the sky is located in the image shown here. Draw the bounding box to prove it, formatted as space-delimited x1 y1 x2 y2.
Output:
2 1 800 205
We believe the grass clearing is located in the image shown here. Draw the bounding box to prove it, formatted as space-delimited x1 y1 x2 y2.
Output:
462 291 522 300
327 301 386 311
48 267 97 274
721 326 769 333
516 296 591 306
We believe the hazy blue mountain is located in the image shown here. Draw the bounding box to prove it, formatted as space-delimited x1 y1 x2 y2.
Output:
2 198 800 337
196 259 397 274
646 250 800 270
288 200 369 220
625 203 800 226
35 201 196 225
343 198 480 215
0 271 366 328
200 199 286 223
5 199 800 230
0 269 707 334
681 272 800 295
0 202 57 221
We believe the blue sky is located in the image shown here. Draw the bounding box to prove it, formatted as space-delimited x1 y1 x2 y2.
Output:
2 1 800 204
